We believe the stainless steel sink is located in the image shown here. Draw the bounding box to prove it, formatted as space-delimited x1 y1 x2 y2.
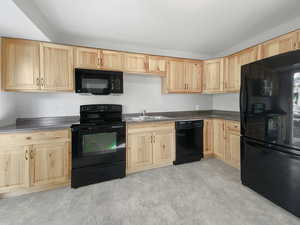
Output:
128 115 170 121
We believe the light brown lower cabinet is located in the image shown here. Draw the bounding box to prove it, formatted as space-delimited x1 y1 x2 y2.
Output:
0 129 71 197
205 119 241 169
126 122 175 174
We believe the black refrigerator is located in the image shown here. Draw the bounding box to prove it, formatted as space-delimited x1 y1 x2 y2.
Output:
241 49 300 218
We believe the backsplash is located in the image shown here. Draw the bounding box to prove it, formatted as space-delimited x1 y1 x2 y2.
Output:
212 93 240 111
14 74 213 118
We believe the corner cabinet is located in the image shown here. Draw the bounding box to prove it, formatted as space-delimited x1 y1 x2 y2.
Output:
40 43 74 91
202 58 224 93
126 122 175 174
164 59 202 93
0 129 71 197
224 46 258 92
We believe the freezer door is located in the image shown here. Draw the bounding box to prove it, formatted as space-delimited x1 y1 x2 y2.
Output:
241 137 300 217
240 49 300 149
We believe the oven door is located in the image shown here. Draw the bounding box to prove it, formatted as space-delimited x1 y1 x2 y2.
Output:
72 123 126 168
75 69 112 95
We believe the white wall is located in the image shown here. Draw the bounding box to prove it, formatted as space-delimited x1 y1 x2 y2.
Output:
15 74 213 118
0 93 16 126
212 93 239 112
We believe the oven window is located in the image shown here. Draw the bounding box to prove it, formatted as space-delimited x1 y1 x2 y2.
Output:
82 78 108 89
82 132 117 154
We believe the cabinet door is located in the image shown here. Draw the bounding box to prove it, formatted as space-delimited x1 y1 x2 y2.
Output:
30 142 69 187
148 56 166 75
225 47 258 92
166 60 186 92
100 50 124 71
260 32 298 59
224 55 238 92
203 120 213 157
213 119 225 160
297 30 300 50
40 43 74 91
185 62 202 93
203 58 224 93
127 132 153 172
124 53 148 73
0 145 30 191
2 38 40 91
74 47 99 69
153 129 175 165
225 122 241 169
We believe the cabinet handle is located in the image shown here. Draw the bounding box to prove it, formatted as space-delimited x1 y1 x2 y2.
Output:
25 150 29 160
150 136 153 143
153 136 155 143
40 78 44 87
30 149 35 159
36 78 40 86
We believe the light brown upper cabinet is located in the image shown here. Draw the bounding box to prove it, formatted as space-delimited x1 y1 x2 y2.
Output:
148 56 166 76
202 58 224 93
259 31 298 59
123 53 148 73
297 30 300 49
185 61 202 92
165 59 202 93
40 43 74 91
100 50 124 71
165 59 186 93
2 38 40 91
224 46 258 92
74 47 100 69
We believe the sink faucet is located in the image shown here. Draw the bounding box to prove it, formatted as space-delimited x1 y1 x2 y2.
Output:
141 110 147 116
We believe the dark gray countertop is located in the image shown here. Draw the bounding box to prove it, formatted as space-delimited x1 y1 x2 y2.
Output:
0 110 239 133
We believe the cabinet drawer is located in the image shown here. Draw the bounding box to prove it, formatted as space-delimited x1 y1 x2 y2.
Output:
226 121 240 133
0 129 70 147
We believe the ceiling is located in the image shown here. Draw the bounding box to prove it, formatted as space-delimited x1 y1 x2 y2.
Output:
9 0 300 58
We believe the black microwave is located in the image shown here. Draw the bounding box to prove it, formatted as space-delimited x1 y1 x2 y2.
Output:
75 69 123 95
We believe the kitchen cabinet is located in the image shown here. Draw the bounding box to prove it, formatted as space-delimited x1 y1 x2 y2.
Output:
153 129 175 164
30 142 69 187
127 131 153 171
212 119 226 160
165 59 202 93
0 145 30 191
100 50 124 71
259 31 298 59
185 61 202 92
2 38 40 91
225 121 241 169
127 122 175 173
40 42 74 91
74 47 100 69
203 119 213 157
0 129 70 197
165 59 186 92
224 47 258 92
148 56 166 76
124 53 148 73
203 58 224 93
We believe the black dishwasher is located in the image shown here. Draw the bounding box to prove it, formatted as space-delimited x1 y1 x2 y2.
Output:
174 120 203 165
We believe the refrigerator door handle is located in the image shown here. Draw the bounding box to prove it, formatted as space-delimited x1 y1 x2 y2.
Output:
240 67 248 134
245 139 300 157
